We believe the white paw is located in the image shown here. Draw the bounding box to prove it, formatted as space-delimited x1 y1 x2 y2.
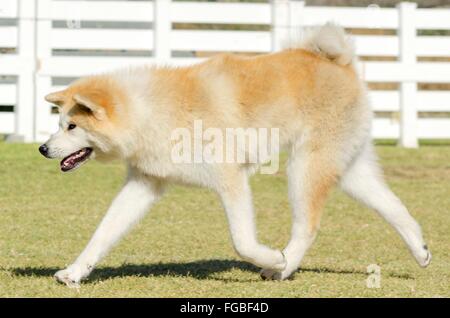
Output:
414 245 432 268
269 251 287 271
260 268 281 280
54 264 87 288
260 268 293 281
260 253 291 281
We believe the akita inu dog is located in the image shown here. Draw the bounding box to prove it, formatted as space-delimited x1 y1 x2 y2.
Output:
39 23 431 287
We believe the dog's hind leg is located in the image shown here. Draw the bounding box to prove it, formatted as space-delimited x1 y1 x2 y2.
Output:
54 167 165 287
339 143 431 267
261 145 339 280
219 169 287 271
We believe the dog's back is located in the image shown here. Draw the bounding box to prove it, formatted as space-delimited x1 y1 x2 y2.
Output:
167 23 371 155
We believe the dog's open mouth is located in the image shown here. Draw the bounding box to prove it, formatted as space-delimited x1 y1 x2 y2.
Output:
60 147 93 172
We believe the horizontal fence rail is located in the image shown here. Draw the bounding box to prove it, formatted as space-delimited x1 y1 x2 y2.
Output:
0 0 449 146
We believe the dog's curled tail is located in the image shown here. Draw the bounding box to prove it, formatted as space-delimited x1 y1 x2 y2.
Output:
288 23 355 66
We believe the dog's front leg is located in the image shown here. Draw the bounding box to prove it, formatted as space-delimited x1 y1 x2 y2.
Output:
54 169 164 287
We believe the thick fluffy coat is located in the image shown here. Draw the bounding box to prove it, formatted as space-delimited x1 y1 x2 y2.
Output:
40 24 430 286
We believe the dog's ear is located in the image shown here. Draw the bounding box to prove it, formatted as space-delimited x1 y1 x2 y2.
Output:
73 93 107 121
45 90 67 106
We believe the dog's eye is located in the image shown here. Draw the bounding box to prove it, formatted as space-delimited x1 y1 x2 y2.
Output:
68 124 77 130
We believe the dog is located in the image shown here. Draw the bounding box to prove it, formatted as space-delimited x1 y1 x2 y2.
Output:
39 23 431 287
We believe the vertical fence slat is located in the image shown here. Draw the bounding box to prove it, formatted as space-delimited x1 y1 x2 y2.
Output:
398 2 418 148
272 0 290 51
35 0 54 142
154 0 171 61
288 0 304 40
14 0 36 142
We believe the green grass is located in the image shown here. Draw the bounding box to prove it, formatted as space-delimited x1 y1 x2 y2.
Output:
0 143 449 297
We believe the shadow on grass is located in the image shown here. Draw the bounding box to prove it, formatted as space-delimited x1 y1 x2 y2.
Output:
10 259 258 283
299 267 413 280
8 259 413 283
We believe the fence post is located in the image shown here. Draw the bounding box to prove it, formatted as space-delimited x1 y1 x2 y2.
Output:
272 0 290 51
35 0 54 143
154 0 171 62
288 1 305 41
12 0 37 142
398 2 418 148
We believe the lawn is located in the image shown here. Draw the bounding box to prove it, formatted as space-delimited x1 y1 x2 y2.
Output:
0 142 449 297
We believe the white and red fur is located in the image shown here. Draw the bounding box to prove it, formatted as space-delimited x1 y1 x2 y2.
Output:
40 23 431 287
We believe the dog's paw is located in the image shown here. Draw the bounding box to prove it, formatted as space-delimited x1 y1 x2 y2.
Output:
415 245 432 268
260 268 293 281
260 268 282 281
54 265 85 288
260 252 290 281
272 251 287 271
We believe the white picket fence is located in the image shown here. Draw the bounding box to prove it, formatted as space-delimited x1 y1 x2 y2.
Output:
0 0 449 146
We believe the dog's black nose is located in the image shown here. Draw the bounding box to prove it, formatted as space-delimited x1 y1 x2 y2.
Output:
39 144 49 156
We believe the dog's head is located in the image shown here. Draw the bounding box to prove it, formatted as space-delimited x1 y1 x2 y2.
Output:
39 76 128 172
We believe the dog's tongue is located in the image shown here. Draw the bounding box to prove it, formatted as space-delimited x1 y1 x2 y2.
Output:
60 148 92 172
